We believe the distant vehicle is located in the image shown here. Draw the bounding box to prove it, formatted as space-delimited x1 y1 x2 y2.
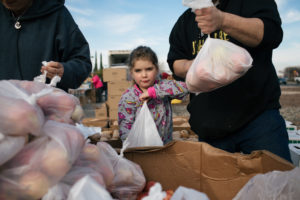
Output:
295 77 300 84
278 77 287 85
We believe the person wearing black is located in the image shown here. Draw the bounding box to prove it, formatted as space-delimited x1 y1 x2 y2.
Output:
167 0 292 162
0 0 92 91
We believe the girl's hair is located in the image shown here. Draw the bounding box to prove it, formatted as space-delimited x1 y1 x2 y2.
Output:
128 46 158 70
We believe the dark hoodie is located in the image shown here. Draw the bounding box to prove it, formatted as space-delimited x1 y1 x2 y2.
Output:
0 0 92 91
167 0 283 139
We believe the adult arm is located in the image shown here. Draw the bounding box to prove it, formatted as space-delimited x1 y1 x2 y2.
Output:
57 27 92 91
173 59 194 79
194 7 264 47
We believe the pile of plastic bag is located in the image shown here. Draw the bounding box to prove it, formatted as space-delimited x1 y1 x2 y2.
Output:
0 80 146 200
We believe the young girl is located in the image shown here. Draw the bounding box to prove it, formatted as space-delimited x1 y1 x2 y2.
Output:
118 46 189 144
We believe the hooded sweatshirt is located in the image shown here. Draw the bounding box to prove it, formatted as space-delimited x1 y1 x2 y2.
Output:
0 0 92 91
167 0 283 139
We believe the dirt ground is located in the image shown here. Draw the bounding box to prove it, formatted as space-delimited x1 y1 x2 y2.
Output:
279 85 300 129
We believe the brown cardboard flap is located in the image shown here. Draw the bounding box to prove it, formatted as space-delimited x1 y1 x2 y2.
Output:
124 141 294 200
124 141 176 153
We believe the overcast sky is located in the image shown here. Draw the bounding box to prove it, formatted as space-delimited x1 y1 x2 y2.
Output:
65 0 300 73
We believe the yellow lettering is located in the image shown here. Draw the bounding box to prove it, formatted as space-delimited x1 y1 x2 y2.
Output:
223 32 229 41
219 31 223 40
192 41 196 55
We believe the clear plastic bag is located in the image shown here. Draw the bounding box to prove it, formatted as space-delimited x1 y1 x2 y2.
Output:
233 167 300 200
9 80 84 124
0 80 50 136
0 120 85 200
37 90 83 124
97 142 146 200
42 183 70 200
63 143 115 187
0 134 27 166
171 186 209 200
67 175 113 200
186 37 253 93
121 102 163 155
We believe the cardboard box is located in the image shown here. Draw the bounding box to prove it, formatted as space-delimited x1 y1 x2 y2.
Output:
103 67 128 82
107 94 122 109
95 103 108 120
173 116 190 127
109 119 119 129
124 141 294 200
82 118 108 128
109 108 118 120
289 144 300 167
107 81 132 96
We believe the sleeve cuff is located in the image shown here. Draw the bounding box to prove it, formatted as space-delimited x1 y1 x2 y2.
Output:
148 86 156 99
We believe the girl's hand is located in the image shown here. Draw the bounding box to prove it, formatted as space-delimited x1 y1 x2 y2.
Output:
139 91 150 102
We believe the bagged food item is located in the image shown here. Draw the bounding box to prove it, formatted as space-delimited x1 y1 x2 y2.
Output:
37 90 84 124
0 80 48 136
0 134 27 166
0 120 84 200
9 80 84 124
97 142 146 200
121 102 163 156
63 143 114 187
67 175 113 200
233 167 300 200
186 37 253 93
42 183 70 200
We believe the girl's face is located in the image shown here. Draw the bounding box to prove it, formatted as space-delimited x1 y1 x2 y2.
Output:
131 59 158 92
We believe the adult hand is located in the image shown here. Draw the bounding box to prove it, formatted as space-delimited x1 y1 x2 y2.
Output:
194 6 224 34
41 61 64 79
139 91 150 102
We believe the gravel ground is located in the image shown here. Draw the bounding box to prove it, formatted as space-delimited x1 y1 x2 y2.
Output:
280 85 300 129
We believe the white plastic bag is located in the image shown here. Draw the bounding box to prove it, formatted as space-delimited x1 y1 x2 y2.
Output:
186 37 253 93
42 183 70 200
182 0 214 10
34 61 61 87
121 102 163 154
233 167 300 200
171 186 209 200
142 183 166 200
67 175 113 200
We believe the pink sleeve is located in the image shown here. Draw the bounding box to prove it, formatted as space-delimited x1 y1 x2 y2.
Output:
147 86 156 98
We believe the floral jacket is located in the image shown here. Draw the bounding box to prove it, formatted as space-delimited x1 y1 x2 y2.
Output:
118 79 189 144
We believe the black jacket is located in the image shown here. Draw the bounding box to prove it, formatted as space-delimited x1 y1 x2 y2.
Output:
0 0 92 91
167 0 283 139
